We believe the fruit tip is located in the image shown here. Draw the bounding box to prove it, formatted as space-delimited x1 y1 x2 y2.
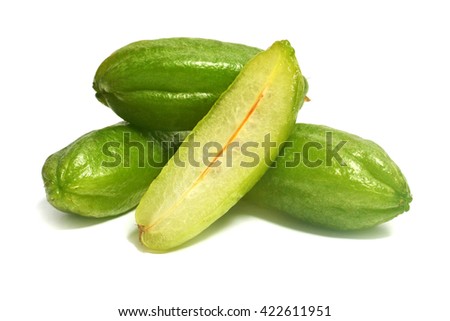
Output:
270 40 295 53
277 39 291 46
137 224 146 244
95 91 108 106
400 193 413 213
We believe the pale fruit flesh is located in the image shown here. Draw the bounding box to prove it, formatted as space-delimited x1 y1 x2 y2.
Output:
135 40 306 251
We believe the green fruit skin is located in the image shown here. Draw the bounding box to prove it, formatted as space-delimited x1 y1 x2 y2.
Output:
246 123 412 230
42 122 411 228
93 38 262 130
41 122 176 218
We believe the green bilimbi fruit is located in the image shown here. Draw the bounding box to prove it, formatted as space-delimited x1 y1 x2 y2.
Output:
41 122 180 218
42 121 411 229
246 124 412 230
93 37 262 130
136 40 307 251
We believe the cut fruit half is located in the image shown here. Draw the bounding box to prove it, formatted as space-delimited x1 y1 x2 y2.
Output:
135 40 307 251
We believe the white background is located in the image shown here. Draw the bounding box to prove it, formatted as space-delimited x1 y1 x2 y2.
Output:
1 1 449 320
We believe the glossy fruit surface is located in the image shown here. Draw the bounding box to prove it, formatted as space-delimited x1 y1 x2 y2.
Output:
93 38 262 130
42 121 411 229
136 40 306 251
42 122 169 217
246 123 412 230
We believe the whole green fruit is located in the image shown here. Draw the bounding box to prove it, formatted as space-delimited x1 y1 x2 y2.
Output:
42 123 411 228
93 37 262 130
246 123 412 230
41 122 177 217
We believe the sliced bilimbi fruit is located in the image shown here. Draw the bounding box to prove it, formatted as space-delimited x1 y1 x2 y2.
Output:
135 40 307 251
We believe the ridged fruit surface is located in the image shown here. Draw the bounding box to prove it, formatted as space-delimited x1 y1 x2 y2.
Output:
42 122 169 217
246 123 412 230
93 38 262 130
